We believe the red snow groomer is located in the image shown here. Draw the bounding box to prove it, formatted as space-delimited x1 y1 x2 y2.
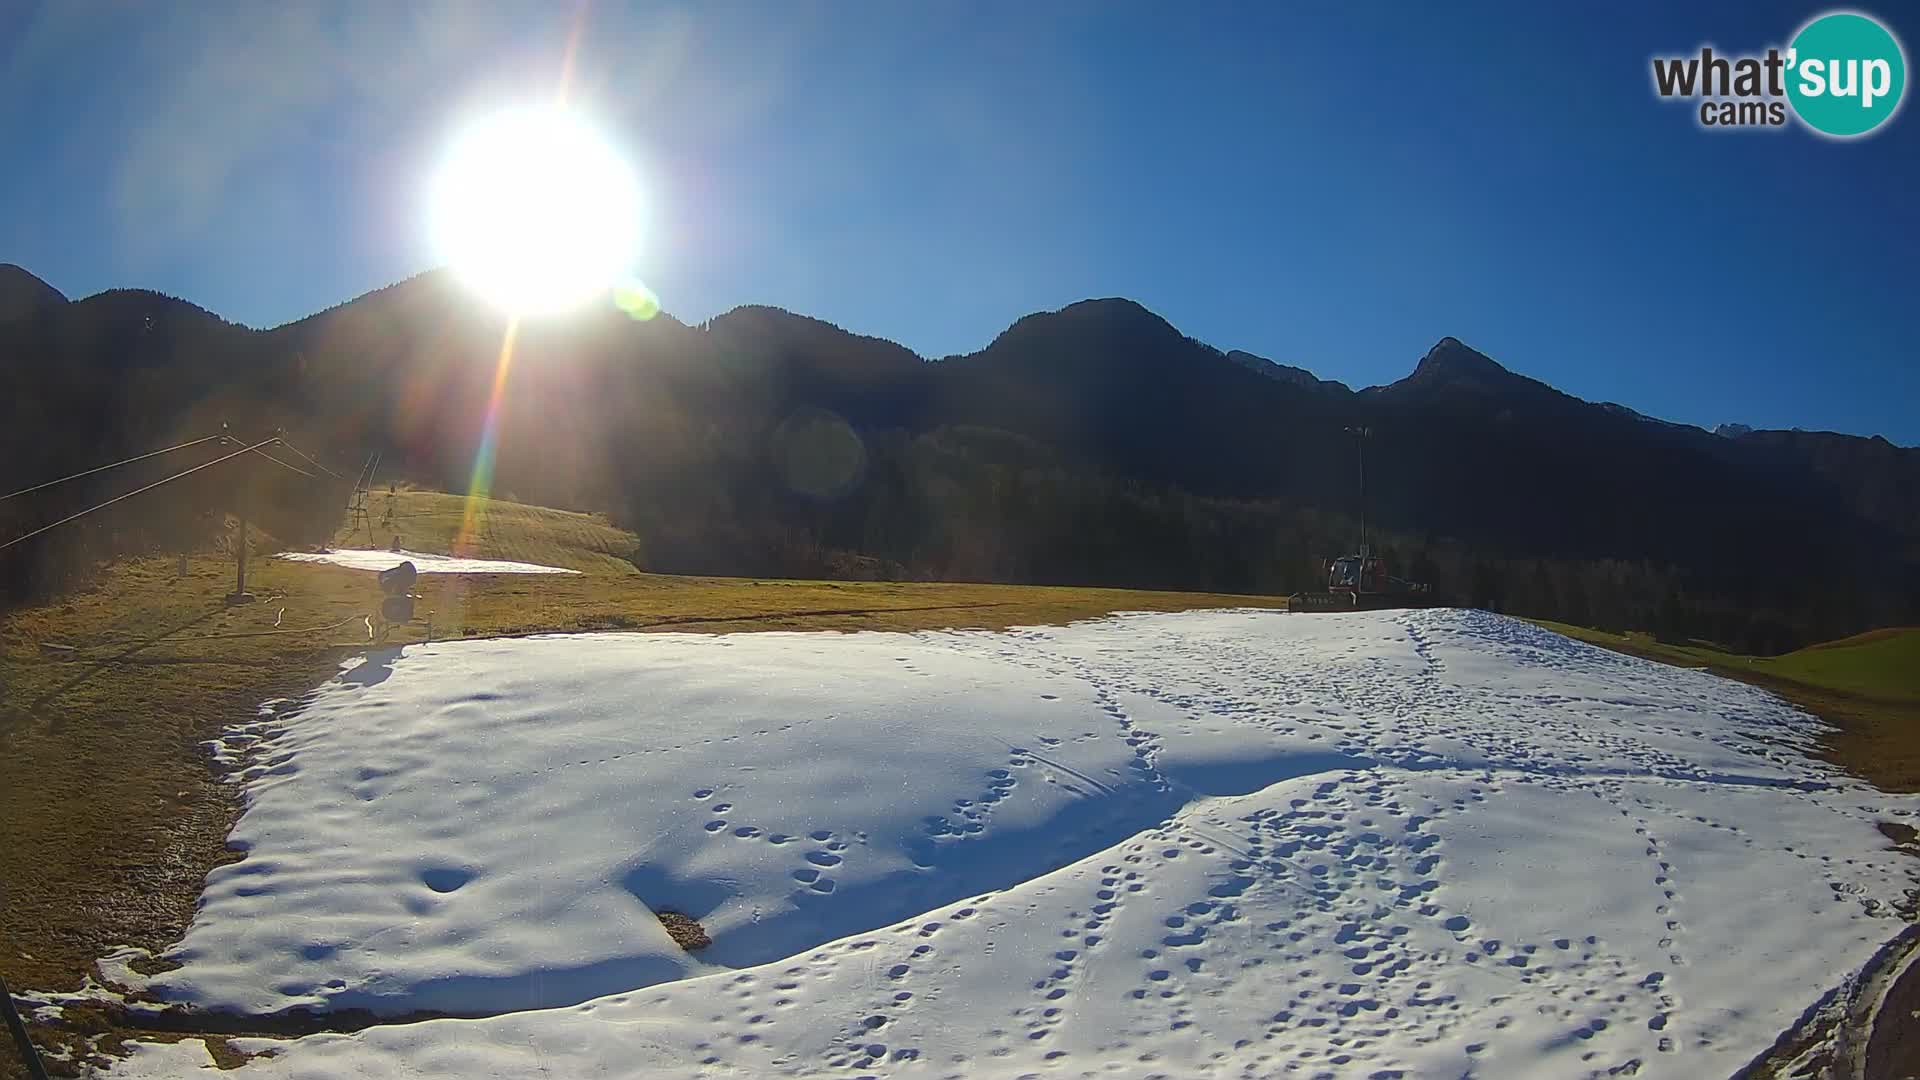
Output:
1290 548 1435 612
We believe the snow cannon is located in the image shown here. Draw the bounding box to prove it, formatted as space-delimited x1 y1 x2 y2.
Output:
378 560 418 596
375 559 422 640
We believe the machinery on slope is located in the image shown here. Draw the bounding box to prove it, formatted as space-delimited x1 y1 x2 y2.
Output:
1289 426 1437 612
1290 548 1436 611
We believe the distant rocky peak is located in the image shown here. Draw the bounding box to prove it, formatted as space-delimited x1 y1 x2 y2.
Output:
1411 336 1510 382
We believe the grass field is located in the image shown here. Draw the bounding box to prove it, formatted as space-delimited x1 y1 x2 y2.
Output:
0 494 1292 1072
1530 619 1920 791
1768 628 1920 703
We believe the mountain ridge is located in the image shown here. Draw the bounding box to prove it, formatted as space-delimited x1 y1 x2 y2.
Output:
3 265 1914 652
15 264 1898 447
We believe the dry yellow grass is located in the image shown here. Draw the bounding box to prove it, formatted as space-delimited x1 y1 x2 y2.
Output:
330 486 641 574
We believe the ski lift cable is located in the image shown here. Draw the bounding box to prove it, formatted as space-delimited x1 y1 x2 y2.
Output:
269 438 346 480
350 452 376 493
0 437 280 553
216 436 315 479
248 446 315 479
0 434 227 503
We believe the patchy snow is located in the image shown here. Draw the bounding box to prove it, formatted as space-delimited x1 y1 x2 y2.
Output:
117 609 1920 1078
274 548 579 574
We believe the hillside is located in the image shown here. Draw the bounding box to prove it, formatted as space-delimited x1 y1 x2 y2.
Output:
2 269 1916 651
55 608 1920 1079
332 487 644 574
0 263 65 323
1765 627 1920 702
0 488 1294 1073
5 488 1916 1077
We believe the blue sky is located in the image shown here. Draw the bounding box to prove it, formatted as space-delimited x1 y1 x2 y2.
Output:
2 1 1915 442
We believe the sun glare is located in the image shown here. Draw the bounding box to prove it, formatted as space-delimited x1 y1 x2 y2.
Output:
429 105 641 315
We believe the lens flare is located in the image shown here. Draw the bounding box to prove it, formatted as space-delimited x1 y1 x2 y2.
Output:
453 319 519 555
429 105 642 315
614 278 661 321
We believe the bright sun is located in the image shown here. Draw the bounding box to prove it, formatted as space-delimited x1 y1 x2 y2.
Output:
429 105 642 315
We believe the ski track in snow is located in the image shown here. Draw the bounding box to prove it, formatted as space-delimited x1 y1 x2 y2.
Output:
115 609 1919 1079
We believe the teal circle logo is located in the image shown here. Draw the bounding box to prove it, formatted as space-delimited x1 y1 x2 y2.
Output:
1787 11 1907 137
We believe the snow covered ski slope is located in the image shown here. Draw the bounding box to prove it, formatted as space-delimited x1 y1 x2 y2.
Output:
274 548 580 574
119 609 1918 1078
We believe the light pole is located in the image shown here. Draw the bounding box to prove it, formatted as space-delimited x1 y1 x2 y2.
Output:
1345 425 1371 555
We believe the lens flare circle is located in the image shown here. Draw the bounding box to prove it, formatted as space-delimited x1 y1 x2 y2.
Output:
430 105 641 314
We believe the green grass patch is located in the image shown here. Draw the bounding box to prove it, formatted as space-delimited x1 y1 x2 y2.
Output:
1766 628 1920 703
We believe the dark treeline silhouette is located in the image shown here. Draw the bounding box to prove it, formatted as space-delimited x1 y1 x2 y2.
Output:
0 271 346 601
2 263 1914 653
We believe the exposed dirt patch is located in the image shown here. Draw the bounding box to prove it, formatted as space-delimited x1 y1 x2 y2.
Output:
202 1035 274 1071
16 991 485 1076
1806 627 1919 651
656 910 712 952
1735 924 1920 1080
1878 820 1920 851
1866 941 1920 1080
